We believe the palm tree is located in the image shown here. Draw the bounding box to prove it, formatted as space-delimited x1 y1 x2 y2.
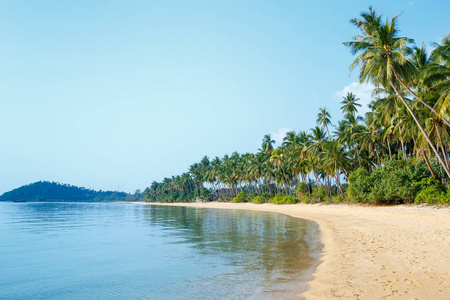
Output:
322 140 351 193
345 7 450 177
308 126 328 189
341 92 362 115
423 35 450 122
282 130 298 147
260 134 275 154
317 107 332 137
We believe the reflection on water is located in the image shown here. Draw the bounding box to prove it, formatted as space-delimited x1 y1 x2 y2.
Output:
0 202 320 299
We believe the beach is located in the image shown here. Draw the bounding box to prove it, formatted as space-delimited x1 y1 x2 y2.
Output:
140 202 450 299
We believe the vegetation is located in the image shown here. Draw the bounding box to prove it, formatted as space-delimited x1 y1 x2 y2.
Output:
0 181 142 202
143 7 450 206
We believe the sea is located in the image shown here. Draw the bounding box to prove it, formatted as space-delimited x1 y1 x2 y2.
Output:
0 202 321 299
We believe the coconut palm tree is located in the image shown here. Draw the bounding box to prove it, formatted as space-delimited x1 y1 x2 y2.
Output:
341 92 362 115
317 107 332 137
282 130 298 147
322 140 351 193
260 134 275 154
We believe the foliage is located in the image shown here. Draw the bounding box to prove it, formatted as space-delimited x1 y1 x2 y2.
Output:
348 159 436 204
284 195 299 204
251 196 267 204
0 181 133 202
300 196 311 204
333 195 345 203
296 182 308 197
414 185 449 205
413 178 450 204
347 169 374 203
311 187 328 202
270 195 298 204
232 192 248 203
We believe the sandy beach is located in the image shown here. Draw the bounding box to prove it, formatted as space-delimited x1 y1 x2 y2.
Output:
138 202 450 299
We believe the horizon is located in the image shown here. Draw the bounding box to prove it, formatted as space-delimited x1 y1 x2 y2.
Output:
1 0 449 194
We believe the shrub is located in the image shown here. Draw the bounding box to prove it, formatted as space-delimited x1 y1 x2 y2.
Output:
296 182 308 197
248 193 257 201
414 185 447 205
347 168 372 203
251 196 267 204
284 195 298 204
269 195 298 204
414 178 450 205
270 195 286 204
232 191 248 203
347 159 435 205
300 196 311 204
333 195 345 203
311 187 328 202
261 192 271 199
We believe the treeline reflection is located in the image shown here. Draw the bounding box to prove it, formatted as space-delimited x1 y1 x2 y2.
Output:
143 205 318 280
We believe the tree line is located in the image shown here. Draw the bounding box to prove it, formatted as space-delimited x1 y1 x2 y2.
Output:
143 7 450 205
0 181 142 202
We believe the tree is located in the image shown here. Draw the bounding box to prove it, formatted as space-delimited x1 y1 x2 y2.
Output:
345 7 450 177
260 134 275 154
341 92 362 115
317 107 332 137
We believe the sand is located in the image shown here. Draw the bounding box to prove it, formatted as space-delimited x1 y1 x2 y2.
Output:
137 202 450 299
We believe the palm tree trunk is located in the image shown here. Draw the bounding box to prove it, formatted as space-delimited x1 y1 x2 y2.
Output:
355 142 362 168
399 128 406 159
441 145 449 171
421 148 436 180
435 126 450 171
335 170 343 195
325 124 331 138
312 170 324 189
390 80 450 178
387 137 392 160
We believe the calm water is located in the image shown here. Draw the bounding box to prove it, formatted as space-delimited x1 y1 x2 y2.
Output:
0 202 321 299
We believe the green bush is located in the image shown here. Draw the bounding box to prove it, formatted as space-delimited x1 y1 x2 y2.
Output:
251 195 267 204
347 168 372 203
414 185 448 205
232 191 248 203
247 193 257 201
261 192 271 199
269 195 298 204
296 182 308 197
269 195 285 204
347 159 435 205
333 195 345 203
284 195 298 204
413 178 450 205
300 196 311 204
311 187 328 202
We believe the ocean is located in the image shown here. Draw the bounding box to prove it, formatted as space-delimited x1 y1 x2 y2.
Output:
0 202 320 299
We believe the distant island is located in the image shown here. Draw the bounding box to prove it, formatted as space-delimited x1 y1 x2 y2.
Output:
0 181 142 202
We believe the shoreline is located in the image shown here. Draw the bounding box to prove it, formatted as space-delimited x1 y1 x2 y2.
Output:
134 202 450 299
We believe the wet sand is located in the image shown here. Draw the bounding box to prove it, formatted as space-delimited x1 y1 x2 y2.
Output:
136 202 450 299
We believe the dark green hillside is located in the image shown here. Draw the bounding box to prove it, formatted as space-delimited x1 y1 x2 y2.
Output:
0 181 142 202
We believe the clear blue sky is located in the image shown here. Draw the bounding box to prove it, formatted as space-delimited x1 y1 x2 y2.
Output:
1 0 449 194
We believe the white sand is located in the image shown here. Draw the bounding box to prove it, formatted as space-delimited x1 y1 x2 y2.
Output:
137 202 450 299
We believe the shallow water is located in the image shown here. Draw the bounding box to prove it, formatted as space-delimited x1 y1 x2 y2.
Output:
0 202 320 299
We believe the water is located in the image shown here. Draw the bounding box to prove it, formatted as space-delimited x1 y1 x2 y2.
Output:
0 202 321 299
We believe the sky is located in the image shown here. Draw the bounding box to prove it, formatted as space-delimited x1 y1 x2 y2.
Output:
1 0 449 194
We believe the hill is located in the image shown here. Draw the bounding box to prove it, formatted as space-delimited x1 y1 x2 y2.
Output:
0 181 141 202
